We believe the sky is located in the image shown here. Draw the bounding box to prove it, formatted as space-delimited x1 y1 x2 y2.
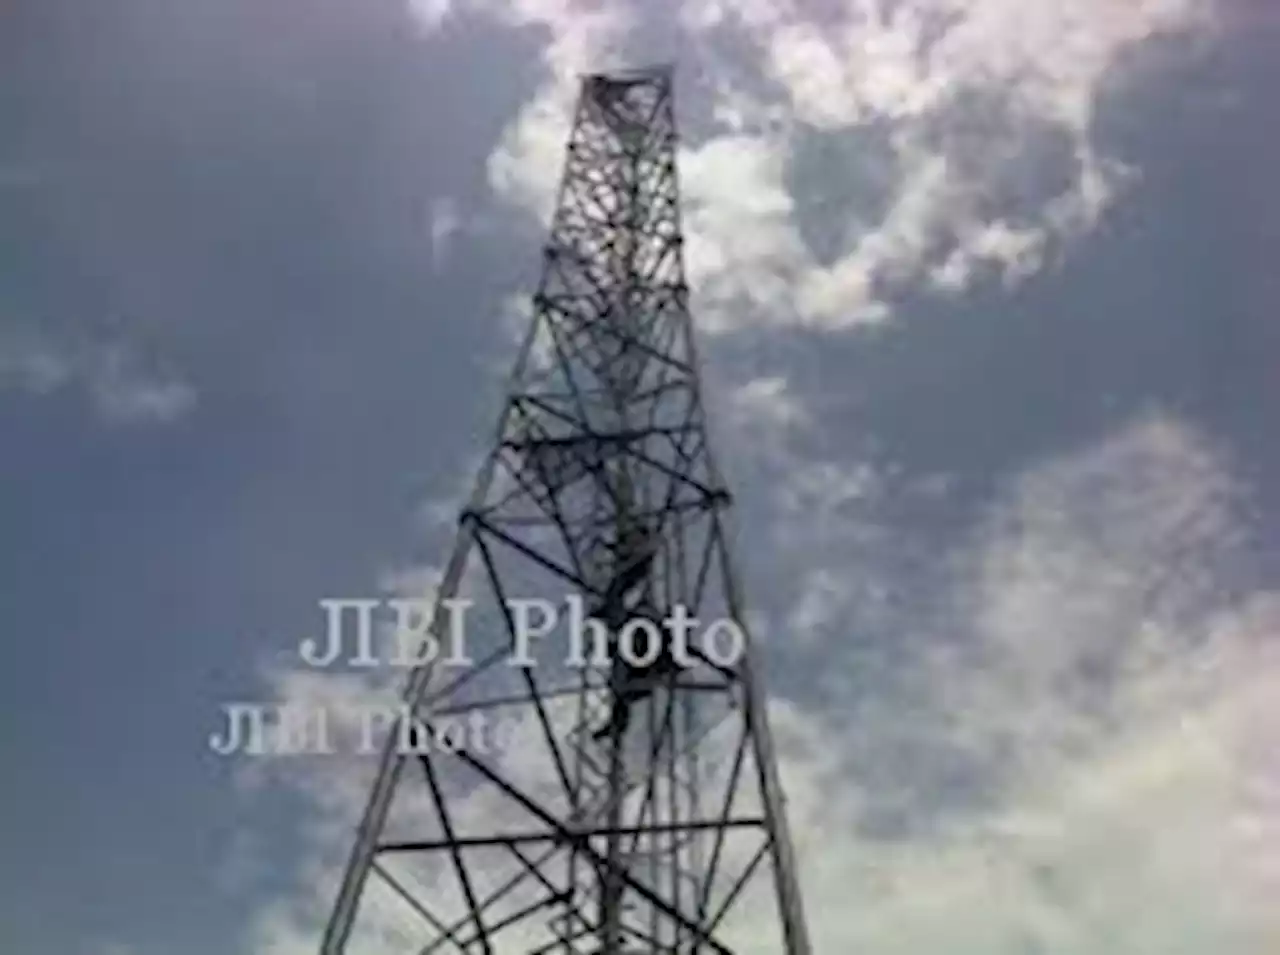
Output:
2 0 1279 953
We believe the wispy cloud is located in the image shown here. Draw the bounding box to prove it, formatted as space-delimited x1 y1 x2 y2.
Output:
427 197 461 273
675 0 1219 331
0 322 196 425
480 0 639 225
477 0 1220 332
237 399 1280 953
758 412 1280 953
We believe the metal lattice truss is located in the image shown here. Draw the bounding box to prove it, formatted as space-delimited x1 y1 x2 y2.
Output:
320 67 812 955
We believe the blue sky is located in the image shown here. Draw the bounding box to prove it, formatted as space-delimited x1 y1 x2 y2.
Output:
2 1 1279 953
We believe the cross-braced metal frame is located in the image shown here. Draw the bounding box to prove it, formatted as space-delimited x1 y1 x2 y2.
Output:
319 66 812 955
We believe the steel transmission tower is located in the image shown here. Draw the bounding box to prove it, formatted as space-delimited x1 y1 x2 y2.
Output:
319 66 812 955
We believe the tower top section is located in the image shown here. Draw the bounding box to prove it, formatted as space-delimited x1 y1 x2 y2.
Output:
582 64 674 83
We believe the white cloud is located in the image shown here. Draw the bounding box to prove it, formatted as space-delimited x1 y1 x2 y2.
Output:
759 596 1280 954
407 0 452 34
727 374 811 433
481 0 638 225
241 384 1280 953
88 343 197 424
679 135 821 332
427 197 460 273
0 330 70 395
670 0 1218 331
476 0 1218 332
764 412 1280 952
0 324 196 425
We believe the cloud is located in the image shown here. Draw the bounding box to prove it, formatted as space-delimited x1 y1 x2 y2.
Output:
238 393 1279 954
470 0 639 225
679 134 833 332
762 412 1280 952
407 0 452 34
0 322 196 425
674 0 1219 331
479 0 1220 333
86 342 197 424
427 197 461 273
726 374 811 435
0 329 69 396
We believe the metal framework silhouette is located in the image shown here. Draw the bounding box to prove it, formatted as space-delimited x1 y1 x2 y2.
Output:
319 66 812 955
